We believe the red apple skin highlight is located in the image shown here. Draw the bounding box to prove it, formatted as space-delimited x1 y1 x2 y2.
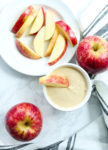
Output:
77 36 108 74
11 6 35 33
46 75 68 85
40 75 69 87
5 103 42 141
56 21 77 46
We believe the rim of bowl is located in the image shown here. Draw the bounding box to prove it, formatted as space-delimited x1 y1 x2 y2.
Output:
43 63 92 111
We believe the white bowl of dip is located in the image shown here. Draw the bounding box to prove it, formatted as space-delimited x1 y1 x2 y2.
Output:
43 63 92 111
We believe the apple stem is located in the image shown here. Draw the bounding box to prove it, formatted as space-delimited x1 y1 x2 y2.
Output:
24 121 30 126
93 44 99 52
93 47 98 51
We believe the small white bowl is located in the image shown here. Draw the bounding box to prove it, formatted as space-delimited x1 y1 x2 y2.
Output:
43 63 92 111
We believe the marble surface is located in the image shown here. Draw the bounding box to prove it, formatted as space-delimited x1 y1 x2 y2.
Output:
75 115 108 150
0 56 101 146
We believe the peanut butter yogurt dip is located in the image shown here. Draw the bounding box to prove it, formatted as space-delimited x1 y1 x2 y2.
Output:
46 66 88 108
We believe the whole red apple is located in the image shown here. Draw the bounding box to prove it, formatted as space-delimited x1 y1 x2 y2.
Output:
76 36 108 74
5 103 42 141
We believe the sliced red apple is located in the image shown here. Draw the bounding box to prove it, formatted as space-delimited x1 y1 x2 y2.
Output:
16 10 37 38
29 8 45 35
45 11 55 40
33 26 45 57
11 6 36 34
39 75 69 88
45 28 59 57
48 34 67 65
56 21 77 46
16 39 41 59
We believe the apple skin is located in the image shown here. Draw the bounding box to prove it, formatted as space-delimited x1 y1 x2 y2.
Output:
16 39 41 59
76 36 108 74
5 103 42 141
39 75 69 87
11 6 35 34
48 37 67 66
16 11 37 38
56 21 77 46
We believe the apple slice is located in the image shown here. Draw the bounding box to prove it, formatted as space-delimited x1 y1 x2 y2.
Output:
48 34 67 65
11 6 36 34
56 21 77 46
39 75 69 88
16 10 37 38
16 39 41 59
45 28 59 57
29 8 45 35
45 11 55 40
33 26 45 57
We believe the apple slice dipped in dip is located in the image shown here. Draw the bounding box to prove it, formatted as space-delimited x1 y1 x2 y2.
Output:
39 75 69 88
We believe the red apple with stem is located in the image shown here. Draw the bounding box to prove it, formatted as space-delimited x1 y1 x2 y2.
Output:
5 103 42 141
76 36 108 74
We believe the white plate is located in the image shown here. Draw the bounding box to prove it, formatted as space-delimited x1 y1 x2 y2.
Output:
0 0 80 76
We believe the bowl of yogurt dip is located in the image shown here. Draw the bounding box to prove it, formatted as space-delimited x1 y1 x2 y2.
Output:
43 63 92 111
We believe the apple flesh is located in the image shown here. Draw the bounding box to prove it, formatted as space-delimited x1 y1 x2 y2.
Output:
45 11 55 40
48 34 67 65
33 26 45 57
16 10 37 38
76 36 108 74
56 21 77 46
11 6 35 34
39 75 69 88
16 39 41 59
45 28 59 57
29 8 45 35
5 103 42 141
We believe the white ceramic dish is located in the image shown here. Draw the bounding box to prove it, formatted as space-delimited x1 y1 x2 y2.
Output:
43 63 92 111
0 0 80 76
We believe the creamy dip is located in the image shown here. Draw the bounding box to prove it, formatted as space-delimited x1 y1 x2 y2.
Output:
46 66 88 108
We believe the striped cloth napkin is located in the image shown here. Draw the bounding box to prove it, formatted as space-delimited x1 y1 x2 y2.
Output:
0 0 108 150
79 0 108 129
